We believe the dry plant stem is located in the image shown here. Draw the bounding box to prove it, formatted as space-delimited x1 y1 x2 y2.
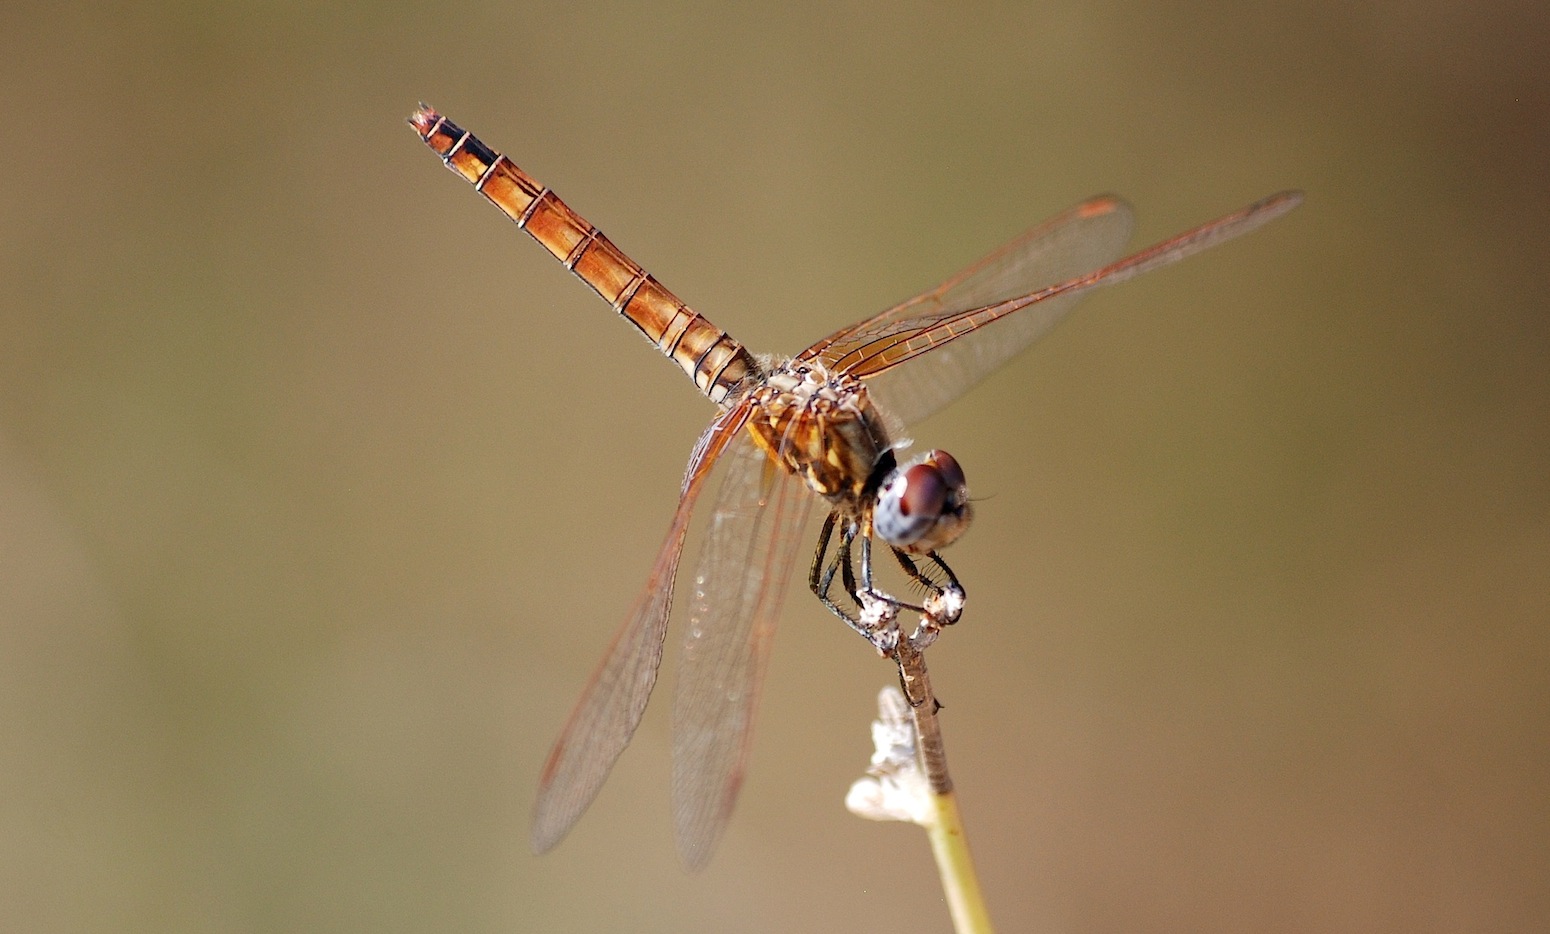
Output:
895 639 995 934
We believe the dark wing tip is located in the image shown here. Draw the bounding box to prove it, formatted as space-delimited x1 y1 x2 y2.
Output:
1076 193 1130 218
1258 189 1305 215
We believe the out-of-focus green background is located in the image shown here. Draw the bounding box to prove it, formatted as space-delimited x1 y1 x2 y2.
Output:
3 2 1545 931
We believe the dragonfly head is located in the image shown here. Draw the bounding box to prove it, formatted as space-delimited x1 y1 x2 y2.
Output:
874 450 972 554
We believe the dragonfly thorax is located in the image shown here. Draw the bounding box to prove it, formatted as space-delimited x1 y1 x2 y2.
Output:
744 361 892 508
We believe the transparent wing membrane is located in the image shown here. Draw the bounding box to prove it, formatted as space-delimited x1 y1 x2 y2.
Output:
808 191 1302 425
803 195 1135 424
671 438 814 869
530 403 752 855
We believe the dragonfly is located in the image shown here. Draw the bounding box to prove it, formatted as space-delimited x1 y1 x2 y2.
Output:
409 104 1300 869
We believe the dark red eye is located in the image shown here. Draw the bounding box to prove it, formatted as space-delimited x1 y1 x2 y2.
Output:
874 450 974 551
928 451 965 492
900 463 947 518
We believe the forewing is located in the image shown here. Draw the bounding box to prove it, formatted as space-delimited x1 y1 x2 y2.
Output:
800 195 1136 425
530 402 753 856
832 191 1304 423
671 433 815 870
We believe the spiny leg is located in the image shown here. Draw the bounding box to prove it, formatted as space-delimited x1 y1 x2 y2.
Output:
927 551 963 594
808 516 964 654
808 517 903 654
808 512 853 624
890 548 966 626
855 534 926 615
873 546 967 701
838 525 859 613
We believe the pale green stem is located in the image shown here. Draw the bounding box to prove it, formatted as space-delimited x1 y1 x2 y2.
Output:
896 639 995 934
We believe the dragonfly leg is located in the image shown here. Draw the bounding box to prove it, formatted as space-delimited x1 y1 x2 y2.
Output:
808 512 855 623
856 535 925 615
808 517 901 654
874 548 966 698
890 548 966 626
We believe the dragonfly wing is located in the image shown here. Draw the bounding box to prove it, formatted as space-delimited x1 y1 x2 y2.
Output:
531 401 753 856
800 195 1136 425
671 432 815 870
834 191 1303 402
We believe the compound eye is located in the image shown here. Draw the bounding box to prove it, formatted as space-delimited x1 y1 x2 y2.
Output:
875 467 937 548
874 451 971 551
929 451 966 493
899 462 948 522
876 450 973 553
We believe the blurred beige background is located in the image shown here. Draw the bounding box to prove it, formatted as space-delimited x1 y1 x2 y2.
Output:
2 2 1546 932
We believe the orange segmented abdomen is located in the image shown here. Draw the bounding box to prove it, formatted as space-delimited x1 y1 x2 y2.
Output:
409 105 757 405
